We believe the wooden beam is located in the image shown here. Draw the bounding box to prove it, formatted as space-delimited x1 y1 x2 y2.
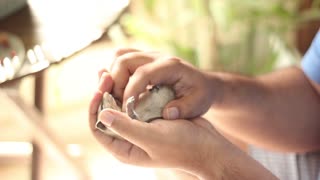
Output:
297 0 320 54
0 89 91 180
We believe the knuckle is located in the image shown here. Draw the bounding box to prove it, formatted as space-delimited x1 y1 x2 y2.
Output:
164 57 184 69
116 56 129 67
135 66 150 76
113 52 140 70
100 71 109 78
167 56 182 65
113 48 127 57
178 100 195 118
112 85 124 99
116 155 131 164
111 56 130 72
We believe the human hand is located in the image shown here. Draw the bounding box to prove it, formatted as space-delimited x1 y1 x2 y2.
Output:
101 48 223 119
89 72 224 178
89 72 278 180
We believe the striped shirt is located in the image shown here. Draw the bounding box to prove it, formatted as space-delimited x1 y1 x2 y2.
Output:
250 31 320 180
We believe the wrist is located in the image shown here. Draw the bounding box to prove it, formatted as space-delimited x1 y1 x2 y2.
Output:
194 136 278 180
206 71 268 110
203 71 226 107
186 132 232 179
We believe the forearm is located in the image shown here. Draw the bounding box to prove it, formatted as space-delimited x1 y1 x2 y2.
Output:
193 135 278 180
155 169 199 180
217 146 278 180
206 66 320 152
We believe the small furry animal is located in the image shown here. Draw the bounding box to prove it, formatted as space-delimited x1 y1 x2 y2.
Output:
96 85 175 138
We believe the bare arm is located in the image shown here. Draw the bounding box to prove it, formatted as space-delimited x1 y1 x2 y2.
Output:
207 66 320 152
89 74 278 179
92 50 279 179
198 137 278 180
106 49 320 152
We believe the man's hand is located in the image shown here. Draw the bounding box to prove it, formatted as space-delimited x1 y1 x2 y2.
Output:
89 72 222 178
100 48 223 119
89 71 278 180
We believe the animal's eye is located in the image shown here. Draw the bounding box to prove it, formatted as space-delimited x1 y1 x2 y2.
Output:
150 85 160 92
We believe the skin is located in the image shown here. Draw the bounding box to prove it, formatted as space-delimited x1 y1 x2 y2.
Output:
105 48 320 153
207 68 320 152
89 70 277 179
89 48 320 179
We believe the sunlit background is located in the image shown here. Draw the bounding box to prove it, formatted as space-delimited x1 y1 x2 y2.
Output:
1 0 320 179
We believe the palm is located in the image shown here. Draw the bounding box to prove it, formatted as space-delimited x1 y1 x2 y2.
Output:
89 69 217 168
93 128 151 166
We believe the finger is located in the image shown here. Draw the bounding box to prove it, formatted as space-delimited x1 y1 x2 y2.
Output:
89 95 133 163
88 92 116 153
89 73 113 130
97 48 138 78
89 91 143 164
110 48 141 71
123 58 183 107
112 144 152 167
90 126 148 166
89 91 104 131
92 109 152 166
114 48 140 58
98 108 159 149
98 68 108 79
97 72 113 93
163 90 209 119
89 73 113 133
110 52 157 100
99 136 151 166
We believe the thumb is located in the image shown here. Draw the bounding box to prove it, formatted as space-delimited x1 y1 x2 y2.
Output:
163 93 207 120
98 108 154 146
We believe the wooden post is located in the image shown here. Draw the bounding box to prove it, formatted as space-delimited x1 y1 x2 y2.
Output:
31 71 45 180
296 0 320 54
1 84 91 180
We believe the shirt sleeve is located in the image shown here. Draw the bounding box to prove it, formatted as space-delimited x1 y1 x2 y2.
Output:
301 31 320 84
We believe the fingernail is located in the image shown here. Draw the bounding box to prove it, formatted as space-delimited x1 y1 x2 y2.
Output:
166 107 179 119
100 110 115 127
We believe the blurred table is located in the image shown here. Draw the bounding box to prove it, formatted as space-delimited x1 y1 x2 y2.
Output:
0 0 129 179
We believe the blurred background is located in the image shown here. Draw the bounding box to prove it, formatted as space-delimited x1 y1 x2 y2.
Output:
0 0 320 180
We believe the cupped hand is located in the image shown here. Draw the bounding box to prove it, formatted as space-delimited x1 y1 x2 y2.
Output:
89 72 279 180
89 72 226 178
99 48 222 120
89 73 224 176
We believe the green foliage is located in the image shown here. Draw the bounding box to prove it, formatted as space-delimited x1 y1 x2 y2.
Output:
143 0 156 14
122 0 320 75
170 41 199 67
